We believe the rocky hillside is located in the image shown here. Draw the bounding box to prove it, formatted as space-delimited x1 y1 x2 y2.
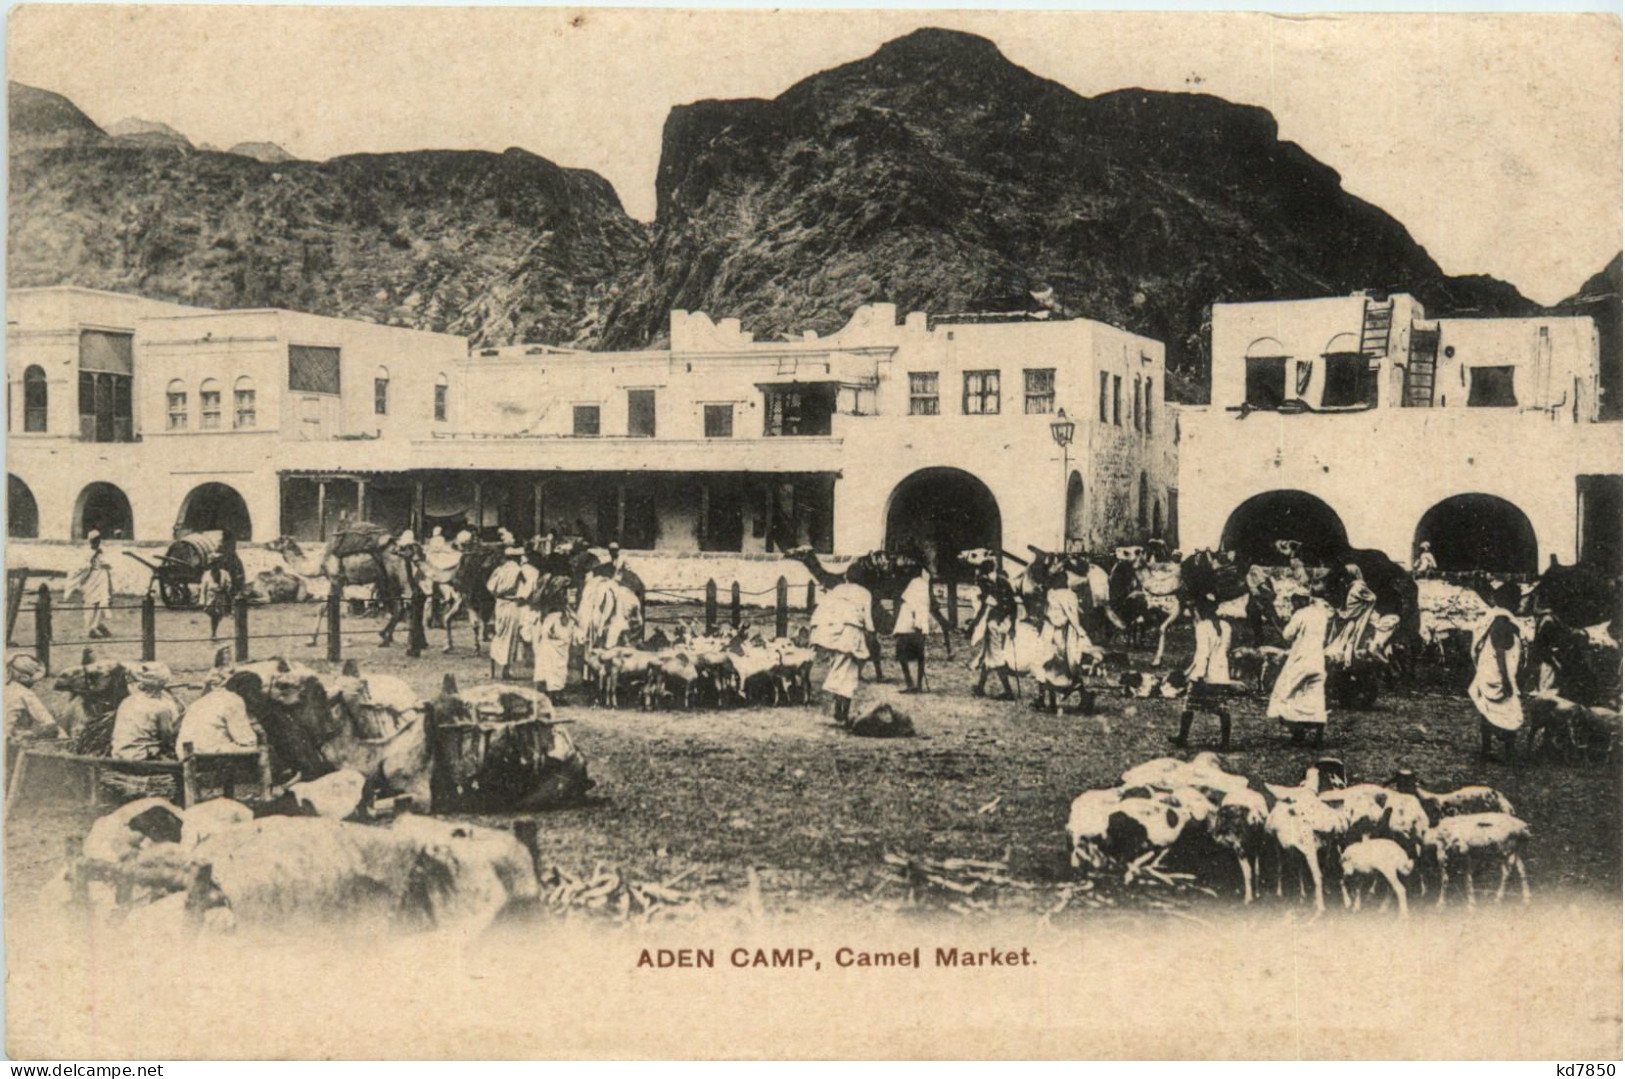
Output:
1554 252 1623 419
8 82 648 347
601 28 1534 394
227 141 295 164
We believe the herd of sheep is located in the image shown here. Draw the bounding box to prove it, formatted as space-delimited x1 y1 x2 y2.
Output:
584 622 817 710
1066 753 1529 916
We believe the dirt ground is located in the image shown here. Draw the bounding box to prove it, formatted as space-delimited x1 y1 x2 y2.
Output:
5 595 1621 918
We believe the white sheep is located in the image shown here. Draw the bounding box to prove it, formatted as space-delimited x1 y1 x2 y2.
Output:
1339 837 1414 917
1426 813 1531 907
1066 787 1124 869
1105 796 1192 867
1416 784 1514 825
1264 768 1348 914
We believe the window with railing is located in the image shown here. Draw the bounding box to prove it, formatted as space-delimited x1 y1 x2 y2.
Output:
166 380 189 431
79 331 134 442
909 372 940 416
1024 368 1055 414
22 365 47 432
200 378 222 429
963 370 1000 415
234 376 257 429
763 386 834 436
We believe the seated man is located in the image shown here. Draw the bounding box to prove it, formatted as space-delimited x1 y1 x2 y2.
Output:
176 669 261 758
5 655 62 776
110 662 182 761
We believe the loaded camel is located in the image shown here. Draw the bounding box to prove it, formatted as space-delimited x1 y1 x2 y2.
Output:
263 529 417 647
783 545 952 681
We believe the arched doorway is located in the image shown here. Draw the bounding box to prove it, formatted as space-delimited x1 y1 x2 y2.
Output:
1064 471 1086 552
177 482 253 540
73 482 133 540
1221 490 1349 566
884 467 1001 577
8 475 39 538
1413 494 1537 575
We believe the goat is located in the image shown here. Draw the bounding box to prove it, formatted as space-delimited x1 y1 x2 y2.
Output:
1340 837 1414 917
1212 787 1270 904
1426 813 1531 907
1414 784 1515 826
1066 787 1125 870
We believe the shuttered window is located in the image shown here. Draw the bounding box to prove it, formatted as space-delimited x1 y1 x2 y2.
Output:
289 345 341 395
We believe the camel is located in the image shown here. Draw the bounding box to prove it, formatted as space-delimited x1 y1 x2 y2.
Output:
782 545 925 681
263 533 417 647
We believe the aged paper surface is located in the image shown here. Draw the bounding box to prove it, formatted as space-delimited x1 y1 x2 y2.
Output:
3 6 1621 1060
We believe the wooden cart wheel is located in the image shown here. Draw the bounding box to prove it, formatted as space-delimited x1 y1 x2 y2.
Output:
160 578 194 610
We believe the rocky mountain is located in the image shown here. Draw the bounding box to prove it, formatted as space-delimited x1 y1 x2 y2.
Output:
8 81 647 347
1553 252 1623 419
601 28 1534 396
106 117 193 151
227 141 295 164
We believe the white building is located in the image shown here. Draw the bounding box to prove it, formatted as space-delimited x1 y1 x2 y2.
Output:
7 288 1177 588
1178 292 1620 574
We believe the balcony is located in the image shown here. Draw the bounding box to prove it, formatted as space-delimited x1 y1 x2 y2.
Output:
401 432 847 475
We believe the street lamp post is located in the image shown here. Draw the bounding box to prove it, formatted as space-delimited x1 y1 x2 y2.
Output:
1049 408 1075 551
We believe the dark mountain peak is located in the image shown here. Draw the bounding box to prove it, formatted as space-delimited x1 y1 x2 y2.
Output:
9 81 107 148
871 26 1008 66
1553 252 1622 420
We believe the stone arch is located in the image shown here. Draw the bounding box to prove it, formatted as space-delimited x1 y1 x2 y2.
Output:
1221 489 1349 566
1244 337 1287 358
884 467 1001 576
1413 493 1538 575
176 482 253 541
8 474 39 538
73 481 134 541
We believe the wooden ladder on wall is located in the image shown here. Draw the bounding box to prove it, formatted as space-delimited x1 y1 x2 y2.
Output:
1405 327 1441 407
1359 297 1394 359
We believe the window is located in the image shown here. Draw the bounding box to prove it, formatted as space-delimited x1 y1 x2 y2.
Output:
1144 378 1154 435
1321 353 1375 408
1099 371 1110 422
22 365 46 432
1468 366 1518 407
1245 356 1288 409
1132 375 1142 430
199 378 222 429
234 376 257 429
963 370 1000 415
288 345 341 395
763 386 834 436
909 372 940 416
1112 375 1122 426
628 389 656 438
166 379 189 431
1024 369 1055 414
573 405 601 437
434 373 449 422
703 403 734 438
78 331 134 442
374 366 389 416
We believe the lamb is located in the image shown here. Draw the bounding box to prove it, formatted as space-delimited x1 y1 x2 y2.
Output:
1262 767 1348 913
1211 787 1270 904
1426 813 1531 907
1065 787 1125 869
1321 785 1430 859
1339 837 1414 917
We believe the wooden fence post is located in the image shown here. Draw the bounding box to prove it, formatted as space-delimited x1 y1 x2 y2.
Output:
775 577 789 639
806 581 817 613
234 597 250 662
326 589 343 663
705 579 718 635
34 584 51 675
180 744 200 808
141 593 157 662
730 582 742 629
946 577 959 631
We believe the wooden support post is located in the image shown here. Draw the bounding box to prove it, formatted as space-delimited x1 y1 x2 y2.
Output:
181 744 199 808
730 582 742 630
316 480 329 540
34 583 51 675
256 747 273 800
946 577 959 631
705 579 718 636
327 588 343 663
616 482 626 543
357 479 368 522
6 570 27 647
806 581 817 613
775 576 789 639
234 597 250 662
412 480 426 539
532 480 544 539
474 480 484 534
141 592 157 661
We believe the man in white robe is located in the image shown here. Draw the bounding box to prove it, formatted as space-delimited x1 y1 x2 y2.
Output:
1469 588 1525 763
810 580 874 726
1268 593 1334 745
486 548 538 679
